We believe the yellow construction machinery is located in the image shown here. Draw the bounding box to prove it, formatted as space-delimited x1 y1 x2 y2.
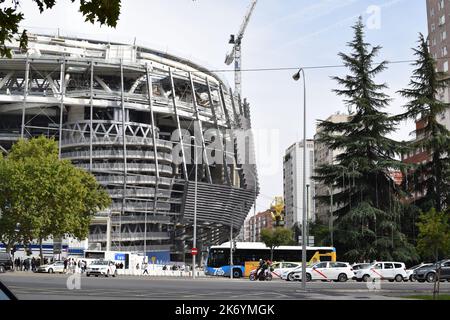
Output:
269 197 285 227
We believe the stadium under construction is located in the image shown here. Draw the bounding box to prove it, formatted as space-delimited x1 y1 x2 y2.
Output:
0 34 259 262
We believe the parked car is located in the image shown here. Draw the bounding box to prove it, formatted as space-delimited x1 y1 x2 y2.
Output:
0 253 13 273
36 261 65 274
352 263 371 272
406 263 433 282
271 262 301 280
282 265 303 281
354 262 407 282
86 260 117 277
293 262 355 282
414 260 450 283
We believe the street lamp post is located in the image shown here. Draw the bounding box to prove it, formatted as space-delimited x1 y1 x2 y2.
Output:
293 68 307 291
329 186 334 247
306 184 310 245
192 136 198 279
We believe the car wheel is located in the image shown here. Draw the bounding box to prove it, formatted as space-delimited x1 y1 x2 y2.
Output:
409 275 416 282
362 274 371 282
288 273 295 282
48 268 54 274
338 273 348 282
86 274 90 277
426 273 436 283
395 274 403 282
95 275 99 277
0 266 5 273
306 273 312 282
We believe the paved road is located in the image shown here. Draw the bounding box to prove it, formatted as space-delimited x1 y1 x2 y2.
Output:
1 272 449 300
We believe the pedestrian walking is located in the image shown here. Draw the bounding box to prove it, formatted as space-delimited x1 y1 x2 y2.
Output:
142 262 149 275
63 259 68 273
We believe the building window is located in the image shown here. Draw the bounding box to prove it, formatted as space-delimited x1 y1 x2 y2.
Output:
444 61 449 72
439 15 446 26
431 8 435 16
433 38 437 46
442 30 447 41
432 23 436 32
439 0 444 11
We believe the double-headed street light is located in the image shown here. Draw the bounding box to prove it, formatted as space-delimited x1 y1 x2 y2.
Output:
293 67 307 292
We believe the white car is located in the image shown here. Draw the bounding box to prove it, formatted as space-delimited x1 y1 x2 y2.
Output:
86 260 118 277
271 262 301 280
354 262 407 282
293 262 355 282
36 261 65 274
282 265 303 281
406 263 433 282
351 263 371 272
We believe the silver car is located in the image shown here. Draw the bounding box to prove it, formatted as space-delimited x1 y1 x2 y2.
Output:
36 261 65 274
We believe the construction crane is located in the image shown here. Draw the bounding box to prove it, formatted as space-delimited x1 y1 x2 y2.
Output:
225 0 258 97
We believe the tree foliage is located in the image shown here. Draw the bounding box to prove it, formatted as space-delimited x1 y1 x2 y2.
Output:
0 137 111 258
399 33 450 213
416 208 450 261
0 0 122 58
314 18 417 263
260 227 295 261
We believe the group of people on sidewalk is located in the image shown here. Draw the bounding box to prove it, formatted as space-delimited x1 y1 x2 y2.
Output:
13 257 51 272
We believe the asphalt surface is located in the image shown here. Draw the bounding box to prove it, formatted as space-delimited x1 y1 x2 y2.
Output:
1 272 449 300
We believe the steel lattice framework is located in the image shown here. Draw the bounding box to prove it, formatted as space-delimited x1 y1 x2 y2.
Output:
0 34 259 261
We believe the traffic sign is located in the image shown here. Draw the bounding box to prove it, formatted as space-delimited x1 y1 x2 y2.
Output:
191 248 198 256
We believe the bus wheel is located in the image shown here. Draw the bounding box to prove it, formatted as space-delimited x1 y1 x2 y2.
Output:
232 269 242 279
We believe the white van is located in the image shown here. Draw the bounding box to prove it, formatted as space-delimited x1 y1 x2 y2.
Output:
354 262 407 282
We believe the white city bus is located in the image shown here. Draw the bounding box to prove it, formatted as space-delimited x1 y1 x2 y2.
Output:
204 242 336 278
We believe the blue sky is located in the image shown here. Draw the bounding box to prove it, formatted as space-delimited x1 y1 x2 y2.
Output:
18 0 428 214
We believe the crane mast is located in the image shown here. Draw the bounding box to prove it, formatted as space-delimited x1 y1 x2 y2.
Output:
225 0 258 97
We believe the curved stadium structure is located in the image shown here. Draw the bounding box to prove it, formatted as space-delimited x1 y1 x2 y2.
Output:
0 34 258 261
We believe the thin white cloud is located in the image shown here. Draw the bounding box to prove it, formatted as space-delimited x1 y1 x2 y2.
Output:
262 0 359 30
277 0 408 51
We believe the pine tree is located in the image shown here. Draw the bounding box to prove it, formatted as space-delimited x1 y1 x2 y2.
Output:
314 18 416 263
399 34 450 213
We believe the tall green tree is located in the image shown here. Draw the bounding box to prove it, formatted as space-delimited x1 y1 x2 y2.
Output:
260 227 295 261
398 34 450 213
314 18 416 263
0 137 111 260
0 0 122 58
416 208 450 262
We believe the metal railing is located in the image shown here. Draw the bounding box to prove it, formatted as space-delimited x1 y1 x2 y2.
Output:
61 136 173 150
77 163 173 175
61 150 173 162
95 175 172 186
89 231 170 242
